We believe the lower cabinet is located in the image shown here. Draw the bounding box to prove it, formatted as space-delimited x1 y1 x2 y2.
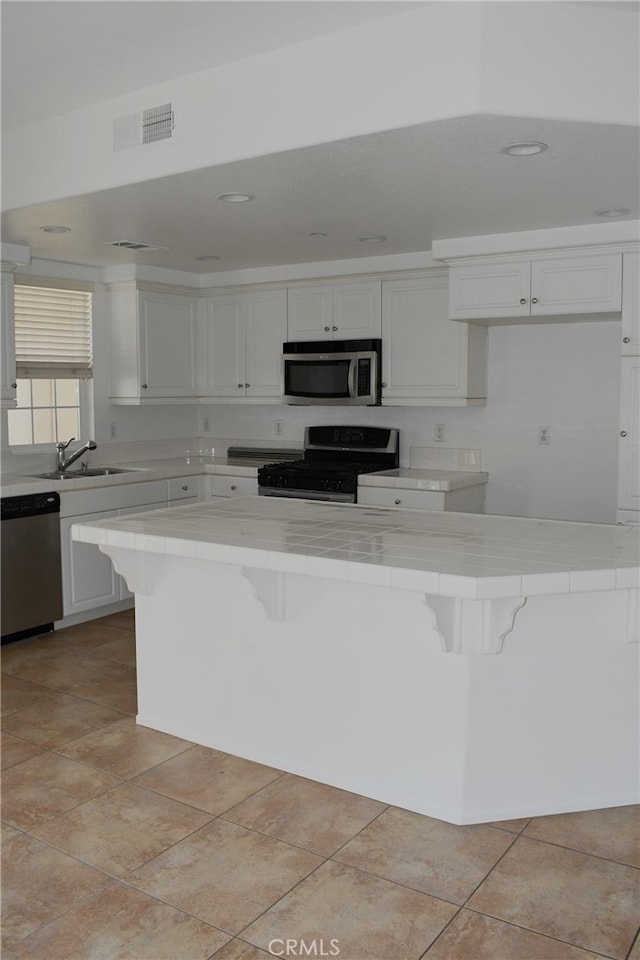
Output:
205 475 258 499
358 484 486 513
617 356 640 523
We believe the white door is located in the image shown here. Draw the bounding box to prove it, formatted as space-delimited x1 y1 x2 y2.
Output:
205 295 246 398
617 356 640 514
60 510 120 615
245 289 287 398
287 286 333 340
622 252 640 356
138 291 199 397
530 254 622 316
333 280 381 338
448 261 531 320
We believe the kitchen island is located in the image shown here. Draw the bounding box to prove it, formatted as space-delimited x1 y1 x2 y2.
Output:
72 496 639 825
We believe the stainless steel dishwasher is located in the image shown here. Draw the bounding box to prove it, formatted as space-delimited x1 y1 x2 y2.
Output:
1 491 63 643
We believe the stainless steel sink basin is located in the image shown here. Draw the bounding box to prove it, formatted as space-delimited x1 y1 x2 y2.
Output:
30 467 137 480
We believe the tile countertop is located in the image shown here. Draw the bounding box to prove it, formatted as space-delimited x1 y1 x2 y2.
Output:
358 468 488 492
72 495 639 601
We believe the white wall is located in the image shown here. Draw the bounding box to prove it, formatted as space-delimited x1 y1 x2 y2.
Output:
198 320 621 524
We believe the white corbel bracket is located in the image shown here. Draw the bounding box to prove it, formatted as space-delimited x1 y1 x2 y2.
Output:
424 594 527 655
99 545 151 595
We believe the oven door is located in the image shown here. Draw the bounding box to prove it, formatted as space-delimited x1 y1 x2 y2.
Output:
282 352 360 404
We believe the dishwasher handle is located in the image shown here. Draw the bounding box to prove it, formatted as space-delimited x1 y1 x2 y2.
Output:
1 492 61 521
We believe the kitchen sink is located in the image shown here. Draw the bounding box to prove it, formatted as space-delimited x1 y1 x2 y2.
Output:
30 467 138 480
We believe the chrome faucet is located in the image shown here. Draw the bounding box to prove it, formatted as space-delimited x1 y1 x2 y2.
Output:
56 437 97 472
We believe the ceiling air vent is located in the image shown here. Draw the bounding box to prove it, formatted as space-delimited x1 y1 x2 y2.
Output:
113 102 174 151
105 240 167 251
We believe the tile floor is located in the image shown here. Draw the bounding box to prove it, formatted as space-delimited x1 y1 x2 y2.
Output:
1 610 639 960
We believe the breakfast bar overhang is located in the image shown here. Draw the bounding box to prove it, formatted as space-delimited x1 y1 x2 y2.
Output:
72 497 640 825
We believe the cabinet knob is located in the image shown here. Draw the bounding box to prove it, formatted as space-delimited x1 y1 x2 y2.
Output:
394 498 401 505
623 337 631 343
230 484 237 491
10 382 17 389
141 383 148 389
324 326 330 332
620 430 628 438
332 326 338 331
519 298 527 305
381 382 387 388
182 485 188 491
531 297 538 304
245 383 250 388
238 383 243 388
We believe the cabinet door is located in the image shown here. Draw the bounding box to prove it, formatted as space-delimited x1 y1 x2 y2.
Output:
60 510 120 615
287 286 332 340
531 254 622 317
382 275 486 403
1 271 17 407
333 280 381 338
448 261 531 320
205 295 246 398
207 475 258 498
622 252 640 356
617 356 640 515
245 288 287 398
138 291 199 397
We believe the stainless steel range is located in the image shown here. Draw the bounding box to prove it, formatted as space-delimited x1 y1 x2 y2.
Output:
258 425 399 503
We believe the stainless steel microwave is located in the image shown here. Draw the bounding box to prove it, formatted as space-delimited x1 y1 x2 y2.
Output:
282 339 382 405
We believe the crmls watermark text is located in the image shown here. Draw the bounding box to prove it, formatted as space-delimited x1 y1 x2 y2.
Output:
268 938 340 957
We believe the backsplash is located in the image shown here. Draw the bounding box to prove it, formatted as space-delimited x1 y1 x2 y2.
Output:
409 447 482 471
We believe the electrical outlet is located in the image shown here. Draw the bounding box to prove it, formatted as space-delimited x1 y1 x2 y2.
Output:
275 419 284 436
434 424 446 442
538 425 551 444
109 422 117 440
202 416 210 434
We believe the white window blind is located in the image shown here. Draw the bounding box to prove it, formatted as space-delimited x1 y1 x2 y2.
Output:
14 279 93 378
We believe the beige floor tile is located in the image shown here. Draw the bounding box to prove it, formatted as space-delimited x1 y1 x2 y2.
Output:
134 744 282 814
57 715 191 778
1 731 45 768
425 909 608 959
629 933 640 960
56 619 135 648
31 781 212 877
89 631 137 667
488 817 532 833
1 750 120 830
467 835 640 959
1 824 114 949
128 818 322 935
334 805 515 904
523 804 640 867
2 692 125 748
2 652 134 695
1 673 55 716
97 609 136 632
74 667 138 714
243 859 457 960
213 940 275 960
226 772 387 856
2 882 229 960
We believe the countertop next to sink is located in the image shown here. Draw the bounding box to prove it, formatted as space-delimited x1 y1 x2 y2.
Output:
358 467 488 492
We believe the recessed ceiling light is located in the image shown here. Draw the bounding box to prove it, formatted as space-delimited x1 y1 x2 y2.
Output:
309 232 328 238
595 207 630 218
358 235 387 243
216 192 253 203
40 225 71 233
500 141 548 157
196 255 220 261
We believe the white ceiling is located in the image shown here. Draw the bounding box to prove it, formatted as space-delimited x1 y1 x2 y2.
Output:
1 1 639 275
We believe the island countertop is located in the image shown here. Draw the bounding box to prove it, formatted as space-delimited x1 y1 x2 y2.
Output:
72 495 639 601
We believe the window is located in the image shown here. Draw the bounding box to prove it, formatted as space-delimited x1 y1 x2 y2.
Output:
8 279 93 447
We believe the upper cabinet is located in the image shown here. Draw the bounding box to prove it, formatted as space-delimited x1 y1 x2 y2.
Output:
287 279 381 341
621 251 640 356
109 283 199 404
203 287 286 402
381 272 487 406
0 269 17 407
448 253 622 323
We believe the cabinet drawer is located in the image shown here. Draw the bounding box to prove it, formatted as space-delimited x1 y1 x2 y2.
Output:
60 479 167 517
208 475 258 498
358 487 446 510
168 477 199 501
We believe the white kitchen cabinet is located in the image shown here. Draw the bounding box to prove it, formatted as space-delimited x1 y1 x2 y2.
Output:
358 484 486 513
205 475 258 499
203 288 286 401
1 269 17 407
108 282 199 403
167 476 199 505
287 279 381 340
622 251 640 356
449 254 622 322
381 273 487 405
617 357 640 522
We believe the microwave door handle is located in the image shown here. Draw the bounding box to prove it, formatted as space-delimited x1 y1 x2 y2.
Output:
348 358 358 399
